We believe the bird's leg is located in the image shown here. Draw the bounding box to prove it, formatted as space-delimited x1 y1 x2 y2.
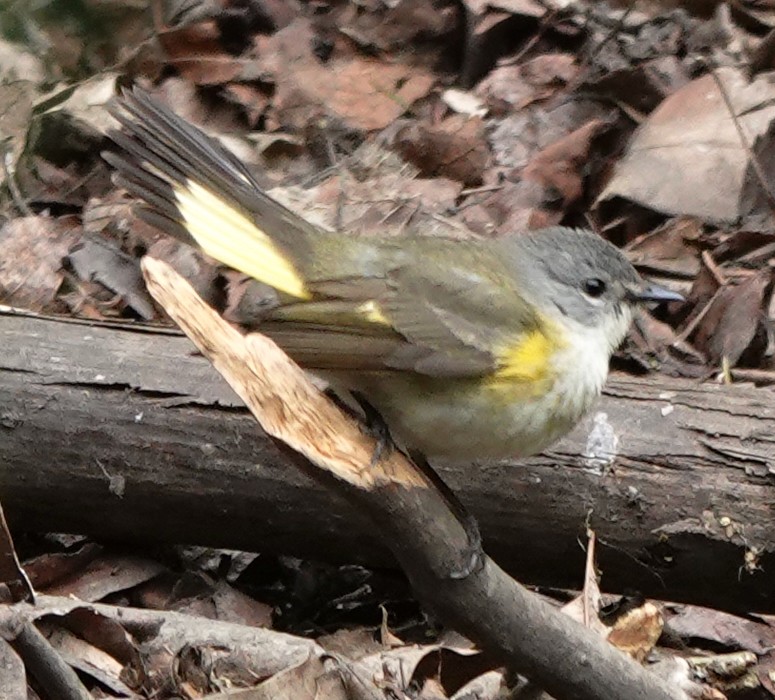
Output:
327 389 484 578
350 391 394 469
407 449 484 580
323 389 393 468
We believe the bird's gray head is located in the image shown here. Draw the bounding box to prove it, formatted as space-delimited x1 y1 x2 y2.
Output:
506 227 682 351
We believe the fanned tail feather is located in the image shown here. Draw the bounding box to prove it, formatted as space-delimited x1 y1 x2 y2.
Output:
104 87 314 299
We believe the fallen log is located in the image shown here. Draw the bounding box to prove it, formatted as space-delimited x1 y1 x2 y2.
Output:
135 257 683 700
1 307 773 612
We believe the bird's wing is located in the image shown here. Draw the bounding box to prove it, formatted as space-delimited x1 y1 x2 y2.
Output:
262 245 545 379
107 88 547 380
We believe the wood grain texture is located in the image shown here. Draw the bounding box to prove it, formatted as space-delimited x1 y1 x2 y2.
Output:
1 308 773 611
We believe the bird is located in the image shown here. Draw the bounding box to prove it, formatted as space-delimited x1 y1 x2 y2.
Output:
105 87 682 465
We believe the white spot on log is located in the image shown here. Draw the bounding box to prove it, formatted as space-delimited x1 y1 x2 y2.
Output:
583 412 619 474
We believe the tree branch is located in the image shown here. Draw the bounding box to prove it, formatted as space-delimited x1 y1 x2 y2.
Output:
139 256 681 700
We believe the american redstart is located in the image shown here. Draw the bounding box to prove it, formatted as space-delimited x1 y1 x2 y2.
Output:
105 88 682 464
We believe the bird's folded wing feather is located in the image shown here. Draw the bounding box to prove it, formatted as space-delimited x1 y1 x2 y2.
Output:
263 250 540 378
106 88 541 380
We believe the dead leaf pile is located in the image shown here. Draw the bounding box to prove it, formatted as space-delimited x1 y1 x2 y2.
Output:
1 0 775 382
4 0 775 697
1 523 769 699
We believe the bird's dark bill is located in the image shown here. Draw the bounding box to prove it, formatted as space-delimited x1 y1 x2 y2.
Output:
633 283 684 304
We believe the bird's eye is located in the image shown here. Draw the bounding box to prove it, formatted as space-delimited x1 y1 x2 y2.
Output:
583 278 607 298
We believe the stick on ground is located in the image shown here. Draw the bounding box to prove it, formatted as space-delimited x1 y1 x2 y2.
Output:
140 256 684 700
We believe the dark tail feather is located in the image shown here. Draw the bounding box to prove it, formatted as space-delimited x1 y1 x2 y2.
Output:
104 87 315 299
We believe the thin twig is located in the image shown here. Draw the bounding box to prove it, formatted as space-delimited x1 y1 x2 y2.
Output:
9 620 92 700
729 367 775 386
460 184 503 197
701 250 726 286
2 148 32 217
674 288 722 344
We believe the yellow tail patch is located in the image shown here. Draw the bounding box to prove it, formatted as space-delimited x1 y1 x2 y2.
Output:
174 180 310 299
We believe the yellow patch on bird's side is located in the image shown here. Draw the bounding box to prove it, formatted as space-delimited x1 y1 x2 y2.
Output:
490 325 564 395
174 180 310 299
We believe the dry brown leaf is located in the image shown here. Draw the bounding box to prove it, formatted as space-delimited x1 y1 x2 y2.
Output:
678 261 723 338
628 311 702 372
338 0 458 54
318 628 384 660
584 59 689 117
154 78 259 153
42 554 165 602
223 83 272 127
22 544 103 592
389 116 489 186
67 236 156 319
607 603 664 662
37 74 120 135
687 651 757 698
0 39 45 83
467 0 546 13
600 67 775 223
0 638 26 700
170 576 273 629
668 605 775 655
148 237 224 311
257 19 435 133
561 530 607 637
0 81 36 185
0 215 80 312
488 98 613 172
477 179 554 232
200 653 349 700
379 606 404 648
477 53 577 111
44 624 134 696
625 218 703 278
474 118 609 232
5 594 325 697
223 273 279 328
269 166 465 243
521 118 609 210
692 271 772 366
158 20 246 86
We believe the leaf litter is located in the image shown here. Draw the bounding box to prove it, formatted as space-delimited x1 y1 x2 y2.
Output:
3 0 775 697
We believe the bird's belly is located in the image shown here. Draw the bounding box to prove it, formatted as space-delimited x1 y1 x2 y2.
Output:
339 371 602 463
323 326 612 462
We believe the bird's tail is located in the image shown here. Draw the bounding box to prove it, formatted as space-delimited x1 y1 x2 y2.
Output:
104 87 316 300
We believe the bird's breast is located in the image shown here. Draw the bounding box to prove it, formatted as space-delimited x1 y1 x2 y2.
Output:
324 320 613 463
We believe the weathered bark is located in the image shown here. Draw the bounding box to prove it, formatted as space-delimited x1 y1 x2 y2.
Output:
135 258 682 700
1 309 774 611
